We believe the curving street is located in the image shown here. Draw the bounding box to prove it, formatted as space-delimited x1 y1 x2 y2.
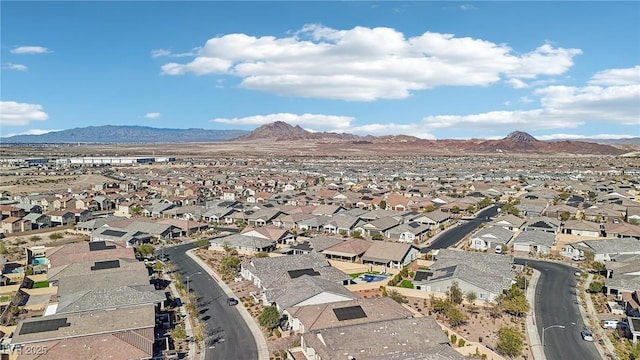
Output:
163 243 258 360
425 205 500 250
515 259 601 360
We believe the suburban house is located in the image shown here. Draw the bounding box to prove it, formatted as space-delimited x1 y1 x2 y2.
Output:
385 221 431 243
413 248 515 302
297 316 464 360
413 211 452 228
266 275 357 312
490 214 526 232
284 297 414 334
209 233 276 254
562 220 602 237
1 217 31 234
320 238 373 263
283 236 345 256
321 214 363 236
562 238 640 262
361 242 420 269
46 210 76 227
603 255 640 299
545 204 580 220
23 213 51 230
10 305 156 359
512 230 556 255
523 217 560 233
469 226 514 252
605 222 640 240
241 225 294 244
90 227 153 247
240 253 351 299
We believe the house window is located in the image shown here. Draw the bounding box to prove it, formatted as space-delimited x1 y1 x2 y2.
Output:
479 292 486 299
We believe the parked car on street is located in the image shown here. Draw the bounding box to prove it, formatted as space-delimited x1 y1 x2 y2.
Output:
581 328 594 341
572 255 586 261
226 297 239 306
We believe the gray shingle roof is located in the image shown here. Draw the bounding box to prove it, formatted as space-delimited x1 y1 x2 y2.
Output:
269 275 356 309
513 230 556 247
57 285 165 315
303 317 452 360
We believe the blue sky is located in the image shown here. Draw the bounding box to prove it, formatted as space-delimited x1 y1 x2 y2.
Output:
2 1 639 140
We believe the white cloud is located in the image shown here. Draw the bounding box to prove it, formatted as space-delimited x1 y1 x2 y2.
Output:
460 4 476 11
144 112 161 119
212 113 354 130
151 48 201 58
422 66 640 131
160 25 581 101
536 133 638 141
0 101 49 126
520 96 534 104
3 63 28 71
422 109 581 131
507 78 528 89
535 84 640 125
1 129 61 138
10 46 51 54
589 65 640 86
507 44 582 79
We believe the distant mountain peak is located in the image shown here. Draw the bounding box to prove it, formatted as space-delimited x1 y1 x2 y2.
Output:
504 131 538 142
237 121 312 141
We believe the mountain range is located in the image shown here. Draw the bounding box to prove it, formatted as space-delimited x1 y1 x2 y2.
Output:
1 125 248 143
2 123 636 155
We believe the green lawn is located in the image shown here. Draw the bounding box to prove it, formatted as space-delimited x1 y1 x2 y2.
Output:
33 281 50 288
399 280 414 289
0 296 10 302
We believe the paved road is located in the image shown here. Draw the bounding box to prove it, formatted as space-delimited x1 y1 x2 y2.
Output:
162 243 258 360
424 205 500 251
515 259 601 360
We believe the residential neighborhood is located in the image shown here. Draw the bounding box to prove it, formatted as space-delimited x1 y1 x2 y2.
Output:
0 153 639 360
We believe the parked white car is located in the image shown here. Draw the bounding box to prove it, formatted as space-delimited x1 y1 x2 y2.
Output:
602 320 618 329
572 255 586 261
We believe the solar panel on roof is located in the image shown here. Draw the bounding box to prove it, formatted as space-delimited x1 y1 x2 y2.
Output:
413 270 433 282
89 241 117 251
408 222 420 228
287 268 320 279
20 318 70 335
91 259 120 271
101 229 128 237
333 305 367 321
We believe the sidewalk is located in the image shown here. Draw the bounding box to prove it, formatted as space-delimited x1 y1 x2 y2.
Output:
164 273 198 360
187 249 270 360
581 274 617 359
525 269 545 360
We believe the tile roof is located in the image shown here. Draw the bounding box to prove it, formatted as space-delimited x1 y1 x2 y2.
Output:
286 297 414 332
303 317 453 360
362 242 416 262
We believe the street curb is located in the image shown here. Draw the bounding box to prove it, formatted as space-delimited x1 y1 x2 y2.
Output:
186 249 270 360
526 269 545 360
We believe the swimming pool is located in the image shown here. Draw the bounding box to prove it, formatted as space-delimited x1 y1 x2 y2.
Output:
362 274 388 282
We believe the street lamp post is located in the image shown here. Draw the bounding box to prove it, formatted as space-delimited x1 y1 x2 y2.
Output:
186 272 201 305
541 324 566 349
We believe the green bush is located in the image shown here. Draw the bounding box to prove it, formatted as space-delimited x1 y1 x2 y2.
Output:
451 334 457 344
458 338 466 347
49 233 63 240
